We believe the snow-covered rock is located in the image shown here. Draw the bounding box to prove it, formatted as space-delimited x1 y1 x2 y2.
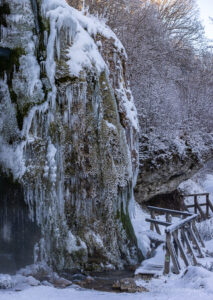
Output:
135 132 213 203
0 0 140 271
0 274 14 289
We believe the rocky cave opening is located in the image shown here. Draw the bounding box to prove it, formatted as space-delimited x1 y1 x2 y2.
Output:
144 190 186 211
0 171 40 274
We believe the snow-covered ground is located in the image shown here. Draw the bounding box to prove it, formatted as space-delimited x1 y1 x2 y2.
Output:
1 267 213 300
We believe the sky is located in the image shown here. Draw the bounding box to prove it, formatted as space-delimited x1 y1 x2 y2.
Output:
197 0 213 41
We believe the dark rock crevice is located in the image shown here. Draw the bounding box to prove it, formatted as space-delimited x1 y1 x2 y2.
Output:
0 171 40 274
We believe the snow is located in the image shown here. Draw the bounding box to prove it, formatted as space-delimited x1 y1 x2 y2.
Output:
135 244 165 276
66 25 105 77
45 142 57 184
202 174 213 194
0 275 14 290
0 137 26 179
179 166 213 209
105 120 116 131
131 202 151 257
42 0 124 78
66 231 87 254
179 179 205 196
2 266 213 300
115 85 139 132
13 54 44 98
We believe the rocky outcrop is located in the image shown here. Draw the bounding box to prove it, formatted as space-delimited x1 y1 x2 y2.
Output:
0 0 140 271
135 133 213 203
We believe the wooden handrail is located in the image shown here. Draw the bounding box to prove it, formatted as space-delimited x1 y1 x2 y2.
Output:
186 203 207 208
183 193 209 197
147 206 192 216
145 218 171 227
183 193 212 220
145 204 205 276
165 214 198 233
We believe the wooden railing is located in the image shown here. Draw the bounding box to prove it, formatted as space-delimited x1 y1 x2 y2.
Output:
146 206 205 275
183 193 213 220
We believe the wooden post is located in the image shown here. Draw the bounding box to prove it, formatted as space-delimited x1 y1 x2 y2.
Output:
151 211 161 235
150 211 154 231
194 195 197 214
164 214 172 275
173 232 178 257
206 194 213 213
180 215 185 247
181 228 197 265
173 230 189 267
192 220 205 248
187 225 204 258
194 196 206 220
164 234 171 275
206 194 209 218
166 232 180 274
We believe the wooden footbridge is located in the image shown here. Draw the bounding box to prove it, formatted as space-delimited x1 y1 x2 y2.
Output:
144 193 213 275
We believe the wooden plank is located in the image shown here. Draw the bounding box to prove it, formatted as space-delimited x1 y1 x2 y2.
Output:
192 220 205 248
166 232 180 274
173 230 190 267
147 206 192 216
166 214 198 234
145 218 171 227
181 228 197 265
183 193 209 197
187 226 204 258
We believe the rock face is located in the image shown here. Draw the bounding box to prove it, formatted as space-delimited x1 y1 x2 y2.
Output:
0 0 140 271
135 133 213 203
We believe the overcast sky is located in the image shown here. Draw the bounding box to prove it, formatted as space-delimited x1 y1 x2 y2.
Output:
197 0 213 40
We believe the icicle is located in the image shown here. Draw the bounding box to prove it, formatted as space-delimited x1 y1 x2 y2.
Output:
43 30 48 47
30 0 40 35
56 28 61 61
40 61 46 73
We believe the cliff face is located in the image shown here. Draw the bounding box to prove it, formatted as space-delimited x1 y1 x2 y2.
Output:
0 0 140 271
135 133 213 203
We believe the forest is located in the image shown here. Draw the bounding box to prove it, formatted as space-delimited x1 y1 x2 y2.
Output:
71 0 213 136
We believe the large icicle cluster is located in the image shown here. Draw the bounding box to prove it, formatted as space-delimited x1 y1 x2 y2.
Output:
0 0 140 271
